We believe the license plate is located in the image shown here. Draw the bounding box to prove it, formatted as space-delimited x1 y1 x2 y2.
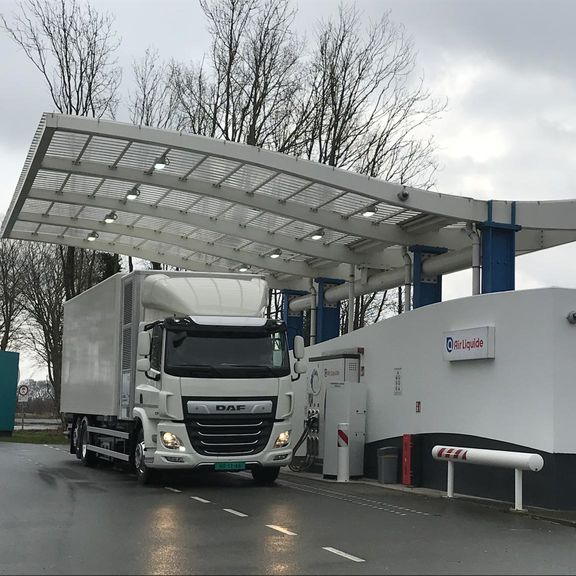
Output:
215 462 246 471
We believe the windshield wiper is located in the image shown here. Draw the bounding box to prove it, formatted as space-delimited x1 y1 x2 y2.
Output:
176 364 224 377
220 364 277 375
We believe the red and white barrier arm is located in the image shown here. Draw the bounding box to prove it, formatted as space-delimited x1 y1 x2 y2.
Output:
432 446 544 471
431 445 544 511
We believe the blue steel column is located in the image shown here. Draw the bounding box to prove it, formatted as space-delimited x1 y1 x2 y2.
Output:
316 277 345 343
281 289 307 350
479 201 521 294
410 245 447 309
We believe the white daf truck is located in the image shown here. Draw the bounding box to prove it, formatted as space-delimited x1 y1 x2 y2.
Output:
61 270 306 484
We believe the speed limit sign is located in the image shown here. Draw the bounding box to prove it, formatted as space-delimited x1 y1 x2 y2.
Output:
17 384 29 403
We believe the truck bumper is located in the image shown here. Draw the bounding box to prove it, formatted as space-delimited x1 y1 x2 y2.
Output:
147 421 293 470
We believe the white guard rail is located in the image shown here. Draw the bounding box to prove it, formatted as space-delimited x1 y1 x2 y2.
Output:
432 445 544 511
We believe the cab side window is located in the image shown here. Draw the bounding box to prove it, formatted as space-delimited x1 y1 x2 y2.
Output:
150 325 163 372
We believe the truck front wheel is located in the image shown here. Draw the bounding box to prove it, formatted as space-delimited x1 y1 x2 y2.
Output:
251 466 280 485
134 428 157 485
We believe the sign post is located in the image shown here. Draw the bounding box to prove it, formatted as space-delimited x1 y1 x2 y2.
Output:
17 384 29 430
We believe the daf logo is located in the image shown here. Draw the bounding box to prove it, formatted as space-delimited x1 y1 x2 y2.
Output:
216 404 247 412
187 400 273 415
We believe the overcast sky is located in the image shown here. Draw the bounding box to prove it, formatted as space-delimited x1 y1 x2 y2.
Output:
1 0 575 378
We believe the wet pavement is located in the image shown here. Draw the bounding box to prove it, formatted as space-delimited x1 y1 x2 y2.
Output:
340 474 576 529
2 441 576 575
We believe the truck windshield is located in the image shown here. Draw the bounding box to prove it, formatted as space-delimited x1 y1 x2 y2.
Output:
163 320 290 378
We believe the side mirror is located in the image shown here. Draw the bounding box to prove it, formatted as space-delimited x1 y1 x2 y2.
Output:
137 331 151 356
136 358 150 372
294 359 308 374
293 335 305 360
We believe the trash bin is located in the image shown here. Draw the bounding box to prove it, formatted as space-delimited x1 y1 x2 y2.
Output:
377 447 399 484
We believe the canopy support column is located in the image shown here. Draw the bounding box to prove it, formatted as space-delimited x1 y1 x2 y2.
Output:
316 277 345 343
410 245 448 309
480 201 521 294
348 265 355 333
281 289 307 350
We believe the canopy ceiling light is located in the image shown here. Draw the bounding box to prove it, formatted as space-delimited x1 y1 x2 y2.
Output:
362 203 378 218
125 186 140 200
311 228 325 241
238 265 249 272
87 231 99 242
269 248 282 259
153 153 170 171
104 211 118 224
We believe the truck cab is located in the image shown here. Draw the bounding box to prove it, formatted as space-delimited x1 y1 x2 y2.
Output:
134 315 305 484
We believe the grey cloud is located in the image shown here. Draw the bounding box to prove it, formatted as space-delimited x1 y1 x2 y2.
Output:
377 0 576 78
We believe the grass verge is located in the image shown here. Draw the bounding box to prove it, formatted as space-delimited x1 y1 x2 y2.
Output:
0 429 68 445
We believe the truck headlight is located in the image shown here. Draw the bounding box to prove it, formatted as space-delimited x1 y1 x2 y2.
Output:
161 431 185 450
274 431 290 448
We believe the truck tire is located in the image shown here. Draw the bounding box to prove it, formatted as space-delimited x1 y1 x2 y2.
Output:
251 466 280 485
78 417 97 467
134 428 157 485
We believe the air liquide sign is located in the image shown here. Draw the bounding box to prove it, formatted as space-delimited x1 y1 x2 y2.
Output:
443 326 495 362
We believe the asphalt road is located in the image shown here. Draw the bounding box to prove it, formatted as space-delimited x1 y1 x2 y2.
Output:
2 442 576 575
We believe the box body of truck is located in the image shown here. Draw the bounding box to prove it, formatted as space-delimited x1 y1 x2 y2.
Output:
62 270 304 484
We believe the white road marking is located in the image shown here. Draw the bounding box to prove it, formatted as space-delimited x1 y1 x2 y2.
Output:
223 508 248 518
323 547 365 563
164 487 182 493
191 496 211 504
266 525 298 536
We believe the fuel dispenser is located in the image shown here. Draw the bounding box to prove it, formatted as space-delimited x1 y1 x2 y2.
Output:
290 350 366 477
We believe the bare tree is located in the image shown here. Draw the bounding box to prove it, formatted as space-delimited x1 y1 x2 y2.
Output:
167 1 443 331
0 239 27 351
20 244 65 409
304 4 443 187
1 0 123 300
129 47 178 129
302 5 444 329
172 0 307 152
58 245 121 301
170 59 220 136
1 0 121 117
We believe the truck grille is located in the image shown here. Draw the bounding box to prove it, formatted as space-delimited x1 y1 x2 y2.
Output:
185 416 274 456
182 396 277 457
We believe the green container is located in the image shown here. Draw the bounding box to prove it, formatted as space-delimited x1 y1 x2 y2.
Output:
0 350 20 434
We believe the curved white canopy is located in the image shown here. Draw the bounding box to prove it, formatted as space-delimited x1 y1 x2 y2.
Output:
3 113 576 291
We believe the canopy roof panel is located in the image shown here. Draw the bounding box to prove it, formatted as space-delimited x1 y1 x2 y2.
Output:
3 113 576 290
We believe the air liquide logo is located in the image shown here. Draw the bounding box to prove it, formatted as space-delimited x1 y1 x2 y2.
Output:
446 335 484 353
443 327 495 362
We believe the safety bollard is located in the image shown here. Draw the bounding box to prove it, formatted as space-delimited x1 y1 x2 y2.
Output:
432 445 544 511
337 422 349 483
